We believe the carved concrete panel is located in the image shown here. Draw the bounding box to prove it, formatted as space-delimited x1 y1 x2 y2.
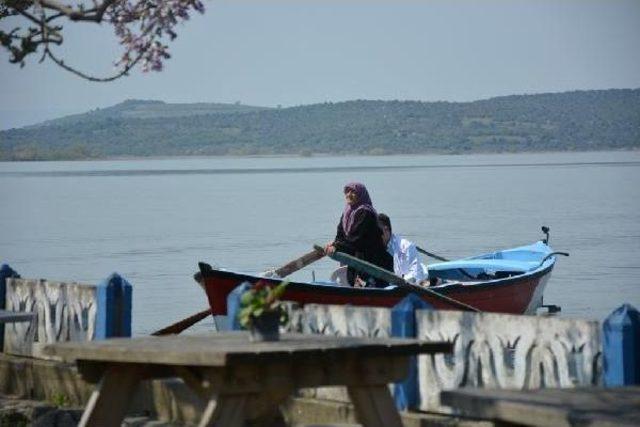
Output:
286 303 391 338
416 310 602 412
3 278 98 358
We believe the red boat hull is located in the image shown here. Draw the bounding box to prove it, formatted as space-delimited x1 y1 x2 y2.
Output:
199 262 554 316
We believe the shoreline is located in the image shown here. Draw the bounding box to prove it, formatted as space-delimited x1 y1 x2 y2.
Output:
1 147 638 163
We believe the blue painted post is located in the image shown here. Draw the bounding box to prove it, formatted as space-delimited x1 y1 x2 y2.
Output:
95 273 132 339
391 293 433 410
603 303 640 386
0 264 20 351
227 282 251 331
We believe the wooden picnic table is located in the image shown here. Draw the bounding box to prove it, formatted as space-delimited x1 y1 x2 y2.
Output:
0 309 34 324
440 386 640 427
45 332 451 427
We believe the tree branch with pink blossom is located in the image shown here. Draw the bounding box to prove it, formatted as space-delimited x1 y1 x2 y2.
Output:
0 0 205 81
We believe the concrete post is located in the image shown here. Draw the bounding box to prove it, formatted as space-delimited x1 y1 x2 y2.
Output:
0 264 20 351
603 303 640 386
95 273 133 339
391 293 433 410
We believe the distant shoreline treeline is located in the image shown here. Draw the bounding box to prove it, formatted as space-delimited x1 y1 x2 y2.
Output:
1 89 639 161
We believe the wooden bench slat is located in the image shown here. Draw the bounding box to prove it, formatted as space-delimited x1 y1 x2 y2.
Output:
441 387 640 427
44 332 451 367
0 310 34 324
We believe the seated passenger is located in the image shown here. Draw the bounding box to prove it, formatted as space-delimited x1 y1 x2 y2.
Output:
324 182 393 288
378 213 428 285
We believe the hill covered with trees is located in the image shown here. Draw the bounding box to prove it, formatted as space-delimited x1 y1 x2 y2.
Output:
1 89 638 161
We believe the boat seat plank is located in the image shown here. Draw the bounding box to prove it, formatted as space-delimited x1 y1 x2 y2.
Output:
429 259 535 273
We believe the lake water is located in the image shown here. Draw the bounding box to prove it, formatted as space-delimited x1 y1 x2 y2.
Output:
1 151 639 335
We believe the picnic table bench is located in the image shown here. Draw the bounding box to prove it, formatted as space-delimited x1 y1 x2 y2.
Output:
45 331 451 427
0 309 34 324
441 386 640 427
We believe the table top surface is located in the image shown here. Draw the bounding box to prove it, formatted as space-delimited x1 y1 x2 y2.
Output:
0 309 34 323
44 332 451 367
441 386 640 427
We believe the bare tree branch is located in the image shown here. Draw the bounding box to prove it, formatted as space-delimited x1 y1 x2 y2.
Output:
14 6 44 26
37 0 120 22
1 0 206 81
45 44 145 81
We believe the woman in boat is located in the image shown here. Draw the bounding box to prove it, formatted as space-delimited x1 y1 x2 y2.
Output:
324 182 393 287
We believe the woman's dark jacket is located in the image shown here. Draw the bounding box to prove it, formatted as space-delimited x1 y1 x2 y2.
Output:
333 209 394 287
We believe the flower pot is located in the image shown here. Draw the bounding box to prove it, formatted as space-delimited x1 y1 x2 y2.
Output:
249 311 281 342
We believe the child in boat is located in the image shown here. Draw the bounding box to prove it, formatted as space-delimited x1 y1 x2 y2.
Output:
378 213 429 285
324 182 393 288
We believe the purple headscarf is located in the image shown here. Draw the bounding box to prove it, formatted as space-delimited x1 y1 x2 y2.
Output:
342 182 377 236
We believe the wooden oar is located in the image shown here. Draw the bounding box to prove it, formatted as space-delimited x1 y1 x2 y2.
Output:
151 247 325 336
272 246 326 277
151 308 212 336
415 246 476 280
316 245 480 312
416 246 449 262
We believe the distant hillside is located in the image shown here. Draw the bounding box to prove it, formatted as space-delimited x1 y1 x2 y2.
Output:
1 90 639 160
32 99 270 128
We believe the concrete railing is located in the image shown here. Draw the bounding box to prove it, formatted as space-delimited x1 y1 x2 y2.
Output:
1 264 132 358
415 309 601 412
280 299 607 413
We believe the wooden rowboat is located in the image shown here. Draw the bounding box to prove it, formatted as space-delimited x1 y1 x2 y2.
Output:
199 240 566 316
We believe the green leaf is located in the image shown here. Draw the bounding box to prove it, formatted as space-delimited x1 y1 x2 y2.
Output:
239 310 251 328
240 291 254 305
273 281 288 298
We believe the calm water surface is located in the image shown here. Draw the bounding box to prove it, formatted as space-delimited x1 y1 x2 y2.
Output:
1 151 639 335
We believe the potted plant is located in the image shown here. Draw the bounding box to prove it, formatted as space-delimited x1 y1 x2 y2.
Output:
239 280 289 342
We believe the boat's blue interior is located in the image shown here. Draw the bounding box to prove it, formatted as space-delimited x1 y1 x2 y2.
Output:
428 241 553 282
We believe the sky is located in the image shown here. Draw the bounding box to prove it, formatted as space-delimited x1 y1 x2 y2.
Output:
1 0 639 129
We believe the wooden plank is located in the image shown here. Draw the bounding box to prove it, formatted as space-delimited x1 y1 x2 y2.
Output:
0 309 34 323
174 366 222 400
347 385 403 427
77 360 189 384
56 333 449 427
441 387 640 427
78 364 146 427
289 354 410 388
199 394 247 427
189 354 410 396
44 332 451 367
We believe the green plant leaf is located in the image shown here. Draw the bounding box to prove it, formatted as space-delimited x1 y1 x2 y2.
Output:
273 281 288 298
238 280 290 324
240 290 254 305
239 310 251 328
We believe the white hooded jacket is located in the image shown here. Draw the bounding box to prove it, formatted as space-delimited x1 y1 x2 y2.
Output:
387 234 428 284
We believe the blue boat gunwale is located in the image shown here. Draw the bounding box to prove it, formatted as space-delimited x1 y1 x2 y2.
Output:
426 241 556 286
